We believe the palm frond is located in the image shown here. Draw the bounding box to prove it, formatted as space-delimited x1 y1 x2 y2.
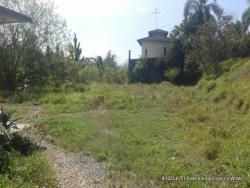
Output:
242 7 250 20
242 7 250 33
209 2 223 19
184 0 200 20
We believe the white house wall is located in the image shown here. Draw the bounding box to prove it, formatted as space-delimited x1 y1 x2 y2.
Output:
141 41 172 58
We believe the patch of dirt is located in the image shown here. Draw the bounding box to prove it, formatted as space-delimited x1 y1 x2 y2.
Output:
23 105 43 121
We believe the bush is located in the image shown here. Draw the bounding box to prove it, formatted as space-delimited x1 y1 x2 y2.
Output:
165 68 181 83
103 67 120 83
10 134 40 156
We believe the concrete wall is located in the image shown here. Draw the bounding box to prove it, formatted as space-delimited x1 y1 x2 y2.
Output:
141 41 172 58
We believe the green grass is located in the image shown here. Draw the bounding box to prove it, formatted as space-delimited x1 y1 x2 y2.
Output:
0 152 56 188
2 58 250 187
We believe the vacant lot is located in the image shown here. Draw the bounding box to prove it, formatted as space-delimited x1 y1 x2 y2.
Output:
2 59 250 187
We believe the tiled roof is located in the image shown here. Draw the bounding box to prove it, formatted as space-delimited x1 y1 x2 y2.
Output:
137 35 172 46
137 29 172 46
148 29 169 34
0 5 32 24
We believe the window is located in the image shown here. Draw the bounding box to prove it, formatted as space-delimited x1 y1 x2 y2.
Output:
145 49 148 57
164 47 167 56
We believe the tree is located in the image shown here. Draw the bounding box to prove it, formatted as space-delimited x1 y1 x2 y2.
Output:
0 0 70 90
242 0 250 33
22 33 49 87
184 0 223 33
0 0 68 90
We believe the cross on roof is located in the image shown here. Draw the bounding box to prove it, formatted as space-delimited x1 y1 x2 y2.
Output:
150 9 160 29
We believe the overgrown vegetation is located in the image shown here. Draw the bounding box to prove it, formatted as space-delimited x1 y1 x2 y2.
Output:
0 107 56 187
1 0 250 187
0 59 246 187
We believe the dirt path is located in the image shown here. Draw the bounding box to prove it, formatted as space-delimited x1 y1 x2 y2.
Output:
16 105 106 188
38 138 106 188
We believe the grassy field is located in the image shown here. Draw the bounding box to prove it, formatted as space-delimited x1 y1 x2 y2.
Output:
1 58 250 187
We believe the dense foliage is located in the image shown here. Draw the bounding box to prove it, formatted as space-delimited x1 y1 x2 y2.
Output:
83 51 128 84
0 0 126 92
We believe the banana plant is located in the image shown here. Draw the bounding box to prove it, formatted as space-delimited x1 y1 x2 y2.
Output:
0 107 19 130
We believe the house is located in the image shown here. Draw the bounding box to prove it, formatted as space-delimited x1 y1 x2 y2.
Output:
128 29 173 83
137 29 173 58
0 5 32 24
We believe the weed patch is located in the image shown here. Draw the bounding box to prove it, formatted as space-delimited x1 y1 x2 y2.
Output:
203 141 220 161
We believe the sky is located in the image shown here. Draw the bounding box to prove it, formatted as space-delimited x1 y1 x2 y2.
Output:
52 0 248 64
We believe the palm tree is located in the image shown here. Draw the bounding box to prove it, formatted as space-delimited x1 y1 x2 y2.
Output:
242 0 250 33
184 0 223 25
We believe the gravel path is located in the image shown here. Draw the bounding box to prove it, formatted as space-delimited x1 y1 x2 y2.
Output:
16 105 106 188
40 139 106 188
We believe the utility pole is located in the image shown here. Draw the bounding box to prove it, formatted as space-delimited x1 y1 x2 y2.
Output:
150 9 160 29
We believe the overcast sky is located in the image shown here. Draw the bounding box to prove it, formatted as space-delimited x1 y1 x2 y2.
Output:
52 0 248 64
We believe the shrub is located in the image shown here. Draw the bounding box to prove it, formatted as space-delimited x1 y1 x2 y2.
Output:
0 107 19 130
165 68 181 83
0 107 55 187
10 134 40 156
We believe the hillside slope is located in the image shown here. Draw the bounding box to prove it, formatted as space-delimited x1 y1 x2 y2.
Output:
198 58 250 112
